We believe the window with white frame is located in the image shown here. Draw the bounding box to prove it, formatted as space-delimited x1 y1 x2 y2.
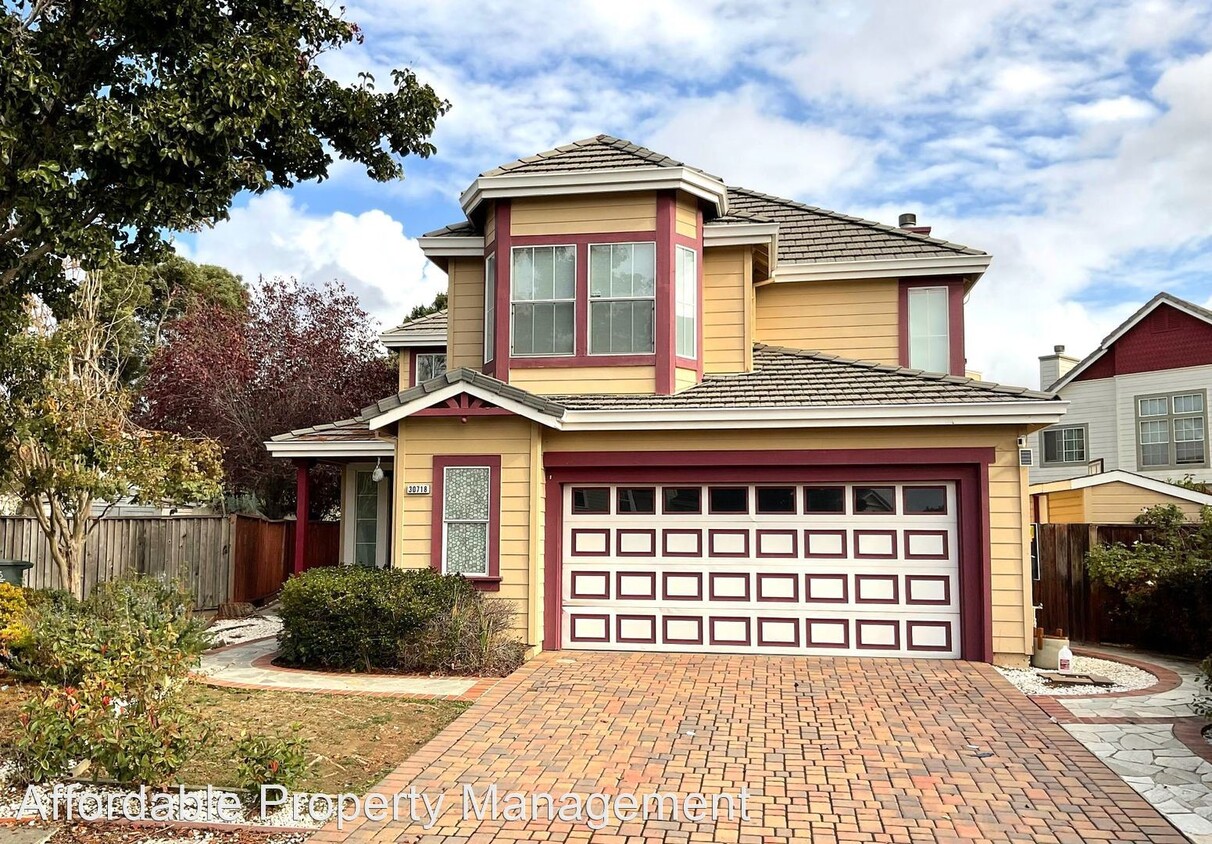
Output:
353 470 379 568
1136 391 1207 468
483 254 496 362
907 286 950 373
442 466 491 575
414 352 446 383
511 246 575 356
1041 425 1087 465
589 242 656 355
675 246 697 358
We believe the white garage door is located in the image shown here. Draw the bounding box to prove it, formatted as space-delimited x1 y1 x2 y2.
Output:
561 482 961 658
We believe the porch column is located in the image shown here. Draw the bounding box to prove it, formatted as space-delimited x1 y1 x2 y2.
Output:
293 459 312 574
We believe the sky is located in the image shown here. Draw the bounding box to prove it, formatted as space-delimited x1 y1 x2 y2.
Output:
178 0 1212 389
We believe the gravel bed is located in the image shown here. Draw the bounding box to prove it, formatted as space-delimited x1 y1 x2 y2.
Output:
207 615 282 649
996 655 1156 696
20 820 310 844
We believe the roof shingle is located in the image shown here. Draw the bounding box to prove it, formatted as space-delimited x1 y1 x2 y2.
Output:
481 134 721 181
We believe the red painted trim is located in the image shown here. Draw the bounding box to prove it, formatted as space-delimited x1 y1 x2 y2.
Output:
510 230 659 247
569 528 611 557
903 529 950 560
509 353 656 368
853 529 898 559
906 574 952 606
568 570 610 599
898 277 967 376
805 618 850 649
856 619 901 650
805 574 849 603
544 447 996 470
854 574 899 604
616 528 657 557
662 572 704 601
804 529 848 559
616 615 657 644
662 615 704 645
616 570 656 600
708 616 751 646
568 613 610 643
756 618 801 648
756 572 800 603
429 455 502 586
661 528 702 557
492 202 511 379
542 474 562 650
707 529 750 557
292 459 312 575
755 528 798 558
906 620 954 652
414 406 513 417
708 572 750 601
655 191 676 394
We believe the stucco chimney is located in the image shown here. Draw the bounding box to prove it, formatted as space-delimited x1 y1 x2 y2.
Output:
898 211 932 237
1038 344 1079 391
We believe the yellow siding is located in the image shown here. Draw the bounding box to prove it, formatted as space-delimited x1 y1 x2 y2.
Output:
675 192 697 239
754 279 900 363
447 258 485 370
1044 490 1087 523
483 200 495 245
510 192 657 236
393 416 537 639
1085 482 1205 523
508 366 655 396
703 246 749 373
675 366 698 392
397 350 412 391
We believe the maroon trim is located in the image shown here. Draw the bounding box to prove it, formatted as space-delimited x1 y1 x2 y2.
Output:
756 618 801 648
292 459 312 575
429 455 502 586
662 615 704 645
756 572 800 603
655 191 676 395
661 572 703 601
491 202 511 380
543 473 562 650
804 574 849 604
568 570 610 600
415 394 511 418
903 484 949 515
706 486 749 514
568 613 610 643
509 230 658 246
904 529 950 560
906 620 954 652
615 614 657 644
898 277 966 376
661 528 703 557
707 529 750 558
905 575 952 606
708 572 751 601
708 616 751 646
407 346 446 388
854 529 898 559
804 529 848 559
615 570 657 600
804 618 850 649
509 353 656 368
855 619 901 650
544 448 996 470
854 574 900 604
569 528 611 557
616 528 657 557
755 529 798 558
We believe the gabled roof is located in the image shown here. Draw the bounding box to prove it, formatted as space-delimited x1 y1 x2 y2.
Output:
380 309 447 348
363 367 565 428
481 135 721 181
1030 469 1212 506
1050 292 1212 391
265 417 394 457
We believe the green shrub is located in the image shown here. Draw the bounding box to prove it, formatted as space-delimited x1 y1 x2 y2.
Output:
0 582 32 657
234 728 310 800
278 567 524 674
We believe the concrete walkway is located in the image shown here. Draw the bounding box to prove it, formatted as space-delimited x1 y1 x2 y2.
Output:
1033 647 1212 843
195 637 498 700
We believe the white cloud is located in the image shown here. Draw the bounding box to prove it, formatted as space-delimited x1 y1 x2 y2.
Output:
178 193 444 333
1069 96 1159 124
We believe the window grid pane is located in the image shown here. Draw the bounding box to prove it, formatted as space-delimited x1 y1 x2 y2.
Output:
676 246 697 358
589 241 656 355
416 353 447 382
907 287 949 372
1174 394 1204 414
1139 397 1168 417
511 246 575 356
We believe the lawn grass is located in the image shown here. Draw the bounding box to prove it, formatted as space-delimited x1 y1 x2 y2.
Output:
0 679 468 794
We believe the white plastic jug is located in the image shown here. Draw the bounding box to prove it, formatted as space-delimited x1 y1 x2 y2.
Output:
1057 645 1074 672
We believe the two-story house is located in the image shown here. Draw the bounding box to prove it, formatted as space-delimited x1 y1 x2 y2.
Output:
1028 292 1212 522
268 135 1066 665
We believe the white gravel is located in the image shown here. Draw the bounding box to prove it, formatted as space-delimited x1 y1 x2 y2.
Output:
996 655 1156 696
206 614 282 649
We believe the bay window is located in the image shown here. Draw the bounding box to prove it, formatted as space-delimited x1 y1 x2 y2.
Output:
907 286 950 373
589 242 655 355
675 246 697 358
511 245 575 356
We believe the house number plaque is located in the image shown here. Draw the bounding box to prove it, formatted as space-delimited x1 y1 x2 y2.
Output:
405 484 431 495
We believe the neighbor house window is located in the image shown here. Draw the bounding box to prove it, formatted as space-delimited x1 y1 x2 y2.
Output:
907 286 950 372
1137 391 1207 468
589 242 655 355
511 246 575 356
675 246 697 358
1042 425 1087 465
483 254 496 362
414 352 447 383
441 465 492 576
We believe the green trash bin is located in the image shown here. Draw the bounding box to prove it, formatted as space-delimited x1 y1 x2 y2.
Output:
0 560 33 586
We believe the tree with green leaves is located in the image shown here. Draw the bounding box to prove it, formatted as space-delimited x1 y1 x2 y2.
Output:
1 0 447 333
405 291 448 322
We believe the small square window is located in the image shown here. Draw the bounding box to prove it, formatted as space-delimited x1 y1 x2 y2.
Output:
854 486 895 514
804 487 845 514
904 486 947 515
617 487 655 514
571 488 610 514
1139 397 1168 417
663 487 702 514
756 487 796 514
709 487 748 514
1174 393 1204 414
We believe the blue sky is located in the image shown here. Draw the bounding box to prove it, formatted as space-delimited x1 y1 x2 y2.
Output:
180 0 1212 387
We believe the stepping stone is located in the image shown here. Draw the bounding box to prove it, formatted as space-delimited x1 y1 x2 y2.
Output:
3 826 58 844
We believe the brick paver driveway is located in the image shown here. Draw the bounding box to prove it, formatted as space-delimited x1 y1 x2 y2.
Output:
318 652 1185 844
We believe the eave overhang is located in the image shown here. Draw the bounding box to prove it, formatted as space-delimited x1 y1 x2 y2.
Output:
769 253 991 285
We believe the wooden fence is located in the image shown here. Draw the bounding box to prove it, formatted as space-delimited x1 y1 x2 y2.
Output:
1033 523 1148 644
0 515 341 609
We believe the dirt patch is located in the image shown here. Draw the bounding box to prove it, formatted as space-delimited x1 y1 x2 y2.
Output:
19 820 306 844
0 679 466 795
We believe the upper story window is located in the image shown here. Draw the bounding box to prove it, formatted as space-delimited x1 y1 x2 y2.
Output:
415 352 447 383
588 242 655 355
907 286 950 373
511 245 575 356
675 246 697 358
1041 425 1087 466
1136 390 1207 469
483 254 496 363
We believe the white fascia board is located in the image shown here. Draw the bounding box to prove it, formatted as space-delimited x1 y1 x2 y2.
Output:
1060 470 1212 504
379 332 448 349
365 380 565 431
417 236 484 259
460 167 729 217
559 400 1068 431
703 222 780 247
264 440 396 458
772 253 991 283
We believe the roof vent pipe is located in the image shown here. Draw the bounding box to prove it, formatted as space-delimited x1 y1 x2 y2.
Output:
898 212 917 228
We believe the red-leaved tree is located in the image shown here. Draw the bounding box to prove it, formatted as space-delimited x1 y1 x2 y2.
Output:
139 277 396 517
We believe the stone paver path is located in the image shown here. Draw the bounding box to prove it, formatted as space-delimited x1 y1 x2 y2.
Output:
312 651 1186 844
195 638 496 700
1033 647 1212 843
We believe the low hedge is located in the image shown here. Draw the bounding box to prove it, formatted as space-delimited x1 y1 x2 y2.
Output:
277 567 524 675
